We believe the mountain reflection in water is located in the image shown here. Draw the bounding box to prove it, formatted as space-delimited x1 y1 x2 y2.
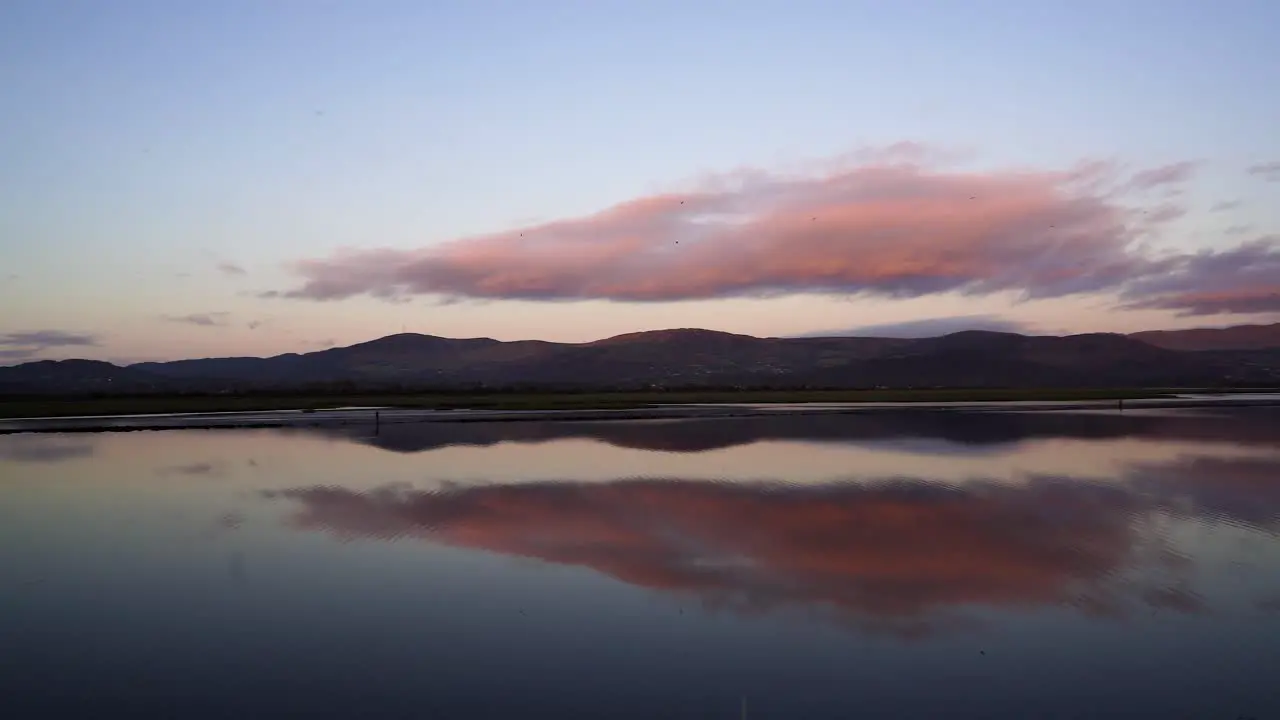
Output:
295 405 1280 455
3 407 1279 719
262 409 1280 633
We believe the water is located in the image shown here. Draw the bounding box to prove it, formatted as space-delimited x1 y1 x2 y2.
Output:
2 408 1279 719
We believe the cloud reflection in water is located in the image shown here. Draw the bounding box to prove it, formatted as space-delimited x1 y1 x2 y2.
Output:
268 462 1251 636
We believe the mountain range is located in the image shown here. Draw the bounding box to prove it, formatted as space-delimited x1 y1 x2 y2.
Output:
2 323 1279 395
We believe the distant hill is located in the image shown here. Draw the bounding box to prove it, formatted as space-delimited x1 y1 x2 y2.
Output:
0 359 181 396
1128 322 1280 351
3 325 1280 396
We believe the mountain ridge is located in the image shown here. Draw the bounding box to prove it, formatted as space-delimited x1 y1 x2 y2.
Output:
2 323 1278 395
1129 322 1280 351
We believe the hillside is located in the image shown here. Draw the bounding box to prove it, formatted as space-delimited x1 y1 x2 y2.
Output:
1129 322 1280 351
4 324 1280 395
0 360 179 395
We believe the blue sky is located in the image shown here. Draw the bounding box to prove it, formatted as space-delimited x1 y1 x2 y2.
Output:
2 0 1278 363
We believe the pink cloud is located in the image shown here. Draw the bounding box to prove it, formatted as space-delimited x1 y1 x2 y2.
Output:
271 150 1274 312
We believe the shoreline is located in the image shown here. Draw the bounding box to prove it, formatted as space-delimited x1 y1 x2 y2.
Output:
2 395 1278 434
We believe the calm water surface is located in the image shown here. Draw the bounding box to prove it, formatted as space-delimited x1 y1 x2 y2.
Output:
2 408 1279 719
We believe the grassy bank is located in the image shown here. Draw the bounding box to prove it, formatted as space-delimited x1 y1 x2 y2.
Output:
0 387 1211 419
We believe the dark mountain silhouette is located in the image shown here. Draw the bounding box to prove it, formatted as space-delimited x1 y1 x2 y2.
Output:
0 359 180 395
2 325 1279 395
1128 322 1280 351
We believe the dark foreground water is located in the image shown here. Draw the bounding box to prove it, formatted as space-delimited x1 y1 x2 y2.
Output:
2 408 1279 719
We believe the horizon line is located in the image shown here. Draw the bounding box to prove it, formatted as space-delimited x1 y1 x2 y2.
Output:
5 320 1276 367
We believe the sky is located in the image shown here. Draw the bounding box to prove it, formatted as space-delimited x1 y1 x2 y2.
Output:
2 0 1279 364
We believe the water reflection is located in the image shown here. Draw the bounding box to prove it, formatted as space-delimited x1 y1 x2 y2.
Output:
0 434 96 463
1127 455 1280 530
271 477 1165 637
154 460 230 477
299 406 1280 454
263 409 1280 639
3 408 1279 719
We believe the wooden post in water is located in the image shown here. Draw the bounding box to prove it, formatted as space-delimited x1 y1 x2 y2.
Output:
1118 398 1124 412
375 410 381 434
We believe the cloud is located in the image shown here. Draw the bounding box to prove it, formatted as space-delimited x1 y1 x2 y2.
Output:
797 314 1033 338
161 312 231 327
217 262 247 276
1210 200 1241 212
247 319 266 330
0 330 98 347
1247 161 1280 182
1121 237 1280 315
1127 161 1199 190
274 153 1210 305
269 150 1280 316
0 330 100 362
